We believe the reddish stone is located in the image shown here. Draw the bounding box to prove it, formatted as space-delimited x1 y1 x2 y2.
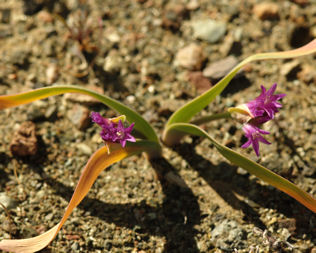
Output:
67 104 91 130
10 121 37 157
187 71 212 94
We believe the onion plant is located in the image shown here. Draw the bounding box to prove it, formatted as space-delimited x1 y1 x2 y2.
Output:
1 40 316 252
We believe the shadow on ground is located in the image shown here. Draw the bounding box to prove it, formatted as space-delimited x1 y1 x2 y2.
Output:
25 140 315 252
174 142 316 237
36 156 201 253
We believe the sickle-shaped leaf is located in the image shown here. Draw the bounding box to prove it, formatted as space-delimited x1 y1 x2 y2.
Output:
0 141 152 253
166 123 316 213
0 85 159 143
165 39 316 130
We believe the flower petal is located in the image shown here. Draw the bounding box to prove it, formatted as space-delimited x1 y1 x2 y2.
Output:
241 139 252 148
246 83 285 122
267 83 277 96
242 124 270 157
252 138 260 157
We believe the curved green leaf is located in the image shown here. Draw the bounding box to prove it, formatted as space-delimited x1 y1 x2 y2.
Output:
165 39 316 129
167 122 316 213
0 140 156 253
0 85 159 143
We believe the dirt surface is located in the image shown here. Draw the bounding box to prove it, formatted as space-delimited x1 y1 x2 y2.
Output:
0 0 316 252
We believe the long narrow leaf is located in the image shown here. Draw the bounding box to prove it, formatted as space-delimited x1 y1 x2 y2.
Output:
165 39 316 128
167 123 316 213
0 85 159 143
0 141 149 253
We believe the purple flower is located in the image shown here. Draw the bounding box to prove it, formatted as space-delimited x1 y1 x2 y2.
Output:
246 83 285 123
241 124 271 157
91 112 136 147
234 83 286 156
91 111 111 127
114 120 136 147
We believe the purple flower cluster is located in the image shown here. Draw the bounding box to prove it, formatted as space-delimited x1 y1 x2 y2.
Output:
241 83 285 156
91 112 136 148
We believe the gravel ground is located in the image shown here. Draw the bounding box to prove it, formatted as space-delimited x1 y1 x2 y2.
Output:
0 0 316 252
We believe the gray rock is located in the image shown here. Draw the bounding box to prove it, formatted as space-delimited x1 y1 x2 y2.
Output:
0 192 18 210
44 105 58 119
76 143 92 156
103 50 123 73
191 19 226 43
45 212 54 221
161 4 188 31
203 56 239 80
211 220 245 250
71 242 79 251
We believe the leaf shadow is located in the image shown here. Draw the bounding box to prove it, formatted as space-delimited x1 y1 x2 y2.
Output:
92 64 129 94
221 76 251 97
35 156 201 253
173 142 316 238
174 142 266 230
275 123 316 178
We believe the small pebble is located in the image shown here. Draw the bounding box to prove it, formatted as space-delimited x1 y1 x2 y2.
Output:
161 4 188 31
253 2 279 20
10 121 38 157
36 10 53 23
174 43 205 70
67 104 91 130
187 0 199 10
203 56 239 80
187 71 211 93
45 105 58 119
71 242 79 251
76 143 92 156
211 220 245 250
46 63 59 84
0 192 18 209
103 50 123 72
280 60 301 79
126 95 136 103
191 19 226 43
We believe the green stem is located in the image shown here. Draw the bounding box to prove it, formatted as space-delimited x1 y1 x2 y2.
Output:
191 111 231 125
163 111 231 146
